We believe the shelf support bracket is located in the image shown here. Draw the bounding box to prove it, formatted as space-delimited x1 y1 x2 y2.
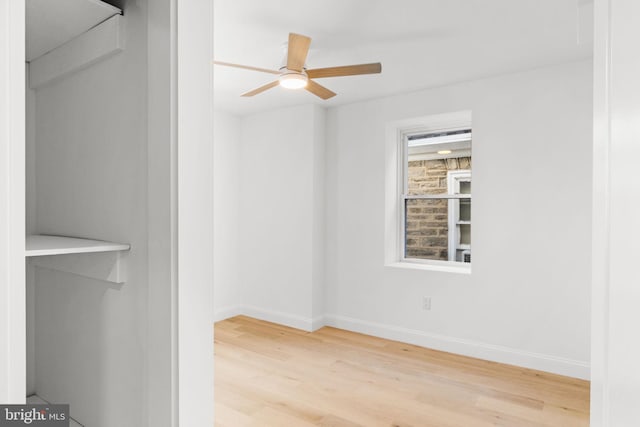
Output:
28 250 128 284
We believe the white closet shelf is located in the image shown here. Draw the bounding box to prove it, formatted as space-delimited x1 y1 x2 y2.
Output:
26 235 129 284
26 234 130 257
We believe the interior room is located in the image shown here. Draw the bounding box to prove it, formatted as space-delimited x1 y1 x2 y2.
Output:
2 0 640 426
212 0 593 425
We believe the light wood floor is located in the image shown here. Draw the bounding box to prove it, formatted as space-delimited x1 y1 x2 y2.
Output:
215 316 589 427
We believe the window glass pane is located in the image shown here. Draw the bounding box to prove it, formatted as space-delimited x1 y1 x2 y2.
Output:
404 131 472 264
459 199 471 222
405 199 449 261
407 138 471 196
459 224 471 245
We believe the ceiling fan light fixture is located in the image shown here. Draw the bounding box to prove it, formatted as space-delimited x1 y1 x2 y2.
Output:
279 71 308 89
214 32 381 99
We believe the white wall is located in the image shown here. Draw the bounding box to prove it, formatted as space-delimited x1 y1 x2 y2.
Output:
324 60 592 378
32 2 149 426
237 104 326 330
213 111 242 319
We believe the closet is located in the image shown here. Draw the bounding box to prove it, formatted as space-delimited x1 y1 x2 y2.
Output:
25 0 145 425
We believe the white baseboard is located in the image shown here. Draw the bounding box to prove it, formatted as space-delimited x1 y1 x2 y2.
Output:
213 307 589 379
213 305 243 322
311 315 326 332
323 313 590 380
241 305 315 332
214 305 325 332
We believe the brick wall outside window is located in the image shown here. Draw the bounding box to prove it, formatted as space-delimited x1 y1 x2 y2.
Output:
405 157 471 260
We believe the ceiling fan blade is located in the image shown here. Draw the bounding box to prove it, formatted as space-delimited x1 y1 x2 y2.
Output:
306 63 382 79
241 80 280 97
306 80 336 100
214 61 280 75
287 33 311 72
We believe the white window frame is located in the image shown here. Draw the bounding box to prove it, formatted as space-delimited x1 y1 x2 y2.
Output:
384 111 472 274
447 170 471 262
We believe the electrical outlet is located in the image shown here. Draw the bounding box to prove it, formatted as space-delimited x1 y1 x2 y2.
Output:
422 296 432 311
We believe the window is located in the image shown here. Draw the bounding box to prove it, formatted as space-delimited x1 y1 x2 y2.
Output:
402 127 472 265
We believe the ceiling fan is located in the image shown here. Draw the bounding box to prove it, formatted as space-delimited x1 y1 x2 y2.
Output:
214 33 382 100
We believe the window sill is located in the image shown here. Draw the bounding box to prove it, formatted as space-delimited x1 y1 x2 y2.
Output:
385 261 471 275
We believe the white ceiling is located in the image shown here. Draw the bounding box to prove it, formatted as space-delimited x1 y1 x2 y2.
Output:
214 0 593 116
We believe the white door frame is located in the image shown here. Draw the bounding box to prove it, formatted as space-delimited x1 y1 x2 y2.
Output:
147 0 179 425
175 0 215 425
0 0 26 405
146 0 215 425
591 0 640 425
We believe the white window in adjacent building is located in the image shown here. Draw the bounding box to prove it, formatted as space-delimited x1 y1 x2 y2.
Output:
401 128 472 265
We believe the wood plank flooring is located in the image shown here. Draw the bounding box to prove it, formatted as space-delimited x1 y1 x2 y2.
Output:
215 316 589 427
